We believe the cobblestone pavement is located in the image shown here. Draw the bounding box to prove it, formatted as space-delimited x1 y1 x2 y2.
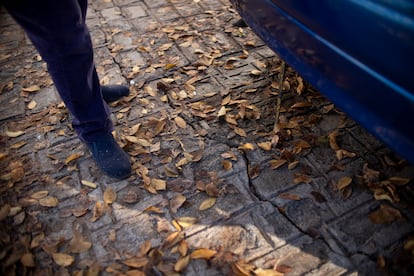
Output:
1 0 414 275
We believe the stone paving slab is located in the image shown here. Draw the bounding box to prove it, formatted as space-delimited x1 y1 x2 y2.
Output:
1 1 413 275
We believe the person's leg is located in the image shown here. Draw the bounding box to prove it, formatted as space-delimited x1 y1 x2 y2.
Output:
3 0 131 178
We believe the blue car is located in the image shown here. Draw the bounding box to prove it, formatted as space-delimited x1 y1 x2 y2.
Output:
230 0 414 164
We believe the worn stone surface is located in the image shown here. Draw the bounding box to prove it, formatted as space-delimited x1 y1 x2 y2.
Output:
1 1 413 275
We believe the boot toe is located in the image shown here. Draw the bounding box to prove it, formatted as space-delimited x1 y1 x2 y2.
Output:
86 133 131 179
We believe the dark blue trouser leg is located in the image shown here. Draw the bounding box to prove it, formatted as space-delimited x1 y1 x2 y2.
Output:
2 0 112 142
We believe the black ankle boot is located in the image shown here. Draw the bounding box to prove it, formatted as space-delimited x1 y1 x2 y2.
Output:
85 133 131 179
101 85 130 103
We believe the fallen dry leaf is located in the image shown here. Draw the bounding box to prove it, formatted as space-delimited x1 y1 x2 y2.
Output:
5 129 25 138
31 232 45 249
27 100 37 110
234 127 247 137
178 240 188 256
123 257 149 268
174 116 187 128
170 194 186 213
125 271 145 276
238 143 255 151
174 255 190 272
22 85 40 92
151 178 167 191
205 183 219 197
337 176 352 190
275 263 293 273
162 231 183 249
30 190 49 200
278 193 301 201
254 268 284 276
65 153 83 165
20 252 36 267
90 201 106 222
81 180 97 189
190 248 217 260
103 187 117 205
231 261 255 276
176 216 197 228
369 204 402 224
144 205 164 214
258 142 272 151
288 161 299 170
39 196 59 207
199 197 216 211
388 176 411 186
52 253 74 267
293 174 312 184
139 240 152 256
269 159 287 170
222 160 233 170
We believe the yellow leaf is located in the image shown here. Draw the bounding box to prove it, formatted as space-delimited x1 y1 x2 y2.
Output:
233 127 247 137
30 232 45 249
90 201 106 222
199 197 216 211
250 69 262 76
217 106 227 117
254 268 284 276
162 231 183 249
39 196 59 207
238 143 255 151
269 159 286 170
65 152 83 165
136 138 152 147
289 102 312 110
176 216 197 228
5 129 25 138
22 85 40 92
126 270 145 276
222 160 233 170
10 140 26 149
174 255 190 272
293 173 312 184
52 253 74 267
144 205 164 214
190 248 217 260
174 116 187 128
125 135 140 143
103 187 117 205
178 240 188 256
30 190 49 199
151 178 166 191
158 42 173 51
337 176 352 190
27 100 37 110
258 142 272 151
139 240 152 256
165 63 176 70
123 257 149 268
288 161 299 170
81 180 97 189
20 252 36 267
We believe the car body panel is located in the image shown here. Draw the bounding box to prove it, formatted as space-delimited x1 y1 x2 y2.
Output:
230 0 414 163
